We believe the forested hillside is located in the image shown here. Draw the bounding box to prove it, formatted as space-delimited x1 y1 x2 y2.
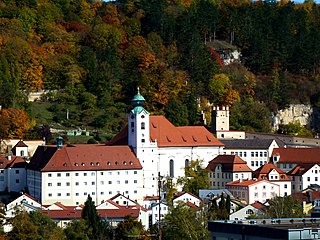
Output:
0 0 320 139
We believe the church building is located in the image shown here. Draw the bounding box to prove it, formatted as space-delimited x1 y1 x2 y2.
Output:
108 89 224 196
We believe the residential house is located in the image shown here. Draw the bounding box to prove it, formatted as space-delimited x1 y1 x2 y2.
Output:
221 139 280 171
27 141 144 206
226 179 280 204
206 155 253 189
151 201 168 226
287 163 320 193
96 193 149 229
5 193 42 218
173 192 202 207
229 201 266 220
42 194 149 228
253 163 291 197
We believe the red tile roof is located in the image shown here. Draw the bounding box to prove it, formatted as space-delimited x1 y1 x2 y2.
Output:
287 164 316 176
29 145 142 172
226 179 262 187
107 116 224 147
0 155 26 169
41 196 145 220
272 148 320 164
251 201 266 211
206 155 252 172
149 116 223 147
253 163 290 181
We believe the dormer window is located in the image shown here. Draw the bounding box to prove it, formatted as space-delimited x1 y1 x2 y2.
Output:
107 162 111 166
115 161 118 165
82 162 85 166
90 162 94 166
74 163 78 166
123 161 127 165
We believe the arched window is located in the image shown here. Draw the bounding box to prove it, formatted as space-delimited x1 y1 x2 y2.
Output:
185 159 190 168
141 122 145 130
20 150 24 156
246 209 254 215
169 160 174 178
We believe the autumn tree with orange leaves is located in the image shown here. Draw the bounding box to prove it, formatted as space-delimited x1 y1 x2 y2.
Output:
0 108 34 138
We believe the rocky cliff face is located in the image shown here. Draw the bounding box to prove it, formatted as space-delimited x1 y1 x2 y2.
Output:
272 104 313 131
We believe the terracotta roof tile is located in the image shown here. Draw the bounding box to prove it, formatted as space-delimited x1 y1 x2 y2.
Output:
150 116 223 147
0 156 26 169
250 201 266 211
107 116 224 147
226 179 262 187
29 145 142 172
206 155 252 172
272 148 320 164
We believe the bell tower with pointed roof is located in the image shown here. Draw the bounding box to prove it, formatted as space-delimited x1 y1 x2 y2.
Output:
128 88 151 155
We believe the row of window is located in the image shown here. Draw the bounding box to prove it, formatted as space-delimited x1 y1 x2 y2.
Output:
250 161 267 167
307 177 319 181
130 121 145 129
0 170 19 174
47 190 138 198
47 171 138 178
228 151 268 158
48 179 138 187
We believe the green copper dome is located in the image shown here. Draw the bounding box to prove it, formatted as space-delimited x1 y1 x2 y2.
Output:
131 88 145 107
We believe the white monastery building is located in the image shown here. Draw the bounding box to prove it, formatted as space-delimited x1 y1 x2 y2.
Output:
27 139 144 206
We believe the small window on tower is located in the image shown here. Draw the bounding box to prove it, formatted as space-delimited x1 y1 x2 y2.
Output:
141 122 145 130
131 122 134 128
141 115 145 118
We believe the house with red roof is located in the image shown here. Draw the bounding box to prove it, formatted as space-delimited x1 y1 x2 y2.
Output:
206 155 253 189
107 89 224 196
253 163 291 197
287 163 320 193
173 192 202 207
229 201 266 220
27 141 144 206
271 148 320 172
5 193 43 218
226 179 280 204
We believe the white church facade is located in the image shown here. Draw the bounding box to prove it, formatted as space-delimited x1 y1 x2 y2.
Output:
108 90 225 196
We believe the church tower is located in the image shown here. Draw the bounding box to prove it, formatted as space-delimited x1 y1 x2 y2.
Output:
128 89 151 156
